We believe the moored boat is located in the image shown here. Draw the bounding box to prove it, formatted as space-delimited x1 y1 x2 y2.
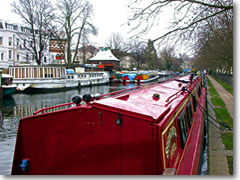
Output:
9 65 67 92
8 66 110 93
66 71 110 88
1 73 17 97
120 71 160 84
134 72 159 83
109 71 123 83
12 74 207 175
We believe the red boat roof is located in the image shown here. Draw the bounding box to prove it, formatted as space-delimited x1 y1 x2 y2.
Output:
93 75 193 121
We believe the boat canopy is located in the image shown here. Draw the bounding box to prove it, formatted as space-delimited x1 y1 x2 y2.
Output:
122 74 137 81
66 69 75 74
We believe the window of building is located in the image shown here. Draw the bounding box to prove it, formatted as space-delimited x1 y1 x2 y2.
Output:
26 54 29 62
6 23 14 30
24 39 26 48
29 40 33 47
14 25 18 31
17 54 20 61
1 53 4 60
44 57 47 63
21 26 25 32
16 38 20 47
0 22 3 29
9 37 12 46
9 50 12 59
0 37 2 45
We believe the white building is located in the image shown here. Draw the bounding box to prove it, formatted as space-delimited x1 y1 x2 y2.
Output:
0 20 51 69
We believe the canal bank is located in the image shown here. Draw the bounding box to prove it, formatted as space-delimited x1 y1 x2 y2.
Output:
207 76 233 175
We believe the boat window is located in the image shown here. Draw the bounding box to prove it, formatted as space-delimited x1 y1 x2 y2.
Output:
192 94 197 112
187 102 193 128
194 89 199 101
178 110 188 149
198 86 201 97
2 78 12 85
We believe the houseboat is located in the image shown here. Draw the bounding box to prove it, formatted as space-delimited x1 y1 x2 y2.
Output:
121 71 159 84
9 66 67 92
12 74 206 175
8 66 110 92
0 72 17 97
109 71 123 83
66 71 109 88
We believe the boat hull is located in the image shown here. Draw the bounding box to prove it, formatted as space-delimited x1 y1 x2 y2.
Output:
12 75 207 175
2 86 16 96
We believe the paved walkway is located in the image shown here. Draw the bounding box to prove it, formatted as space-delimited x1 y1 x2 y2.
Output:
207 76 233 175
208 76 233 118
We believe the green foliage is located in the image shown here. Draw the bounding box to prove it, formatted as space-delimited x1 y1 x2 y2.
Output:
227 156 233 175
221 132 233 150
215 108 233 129
210 97 225 107
144 40 158 69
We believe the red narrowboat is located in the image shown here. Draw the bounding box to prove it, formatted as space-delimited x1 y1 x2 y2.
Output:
11 74 206 175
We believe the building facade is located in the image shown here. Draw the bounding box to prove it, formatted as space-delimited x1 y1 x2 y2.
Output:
49 39 68 65
72 45 98 65
0 20 51 69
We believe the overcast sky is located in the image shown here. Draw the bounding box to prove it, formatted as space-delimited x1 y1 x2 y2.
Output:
0 0 237 57
0 0 131 45
0 0 171 47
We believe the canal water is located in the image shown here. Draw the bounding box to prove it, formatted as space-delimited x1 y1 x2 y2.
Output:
1 79 168 175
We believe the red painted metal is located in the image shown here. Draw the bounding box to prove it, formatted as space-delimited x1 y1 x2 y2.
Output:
33 102 75 115
176 88 206 175
11 75 206 175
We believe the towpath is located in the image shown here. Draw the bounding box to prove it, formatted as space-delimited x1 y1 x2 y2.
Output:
207 75 233 175
208 76 233 118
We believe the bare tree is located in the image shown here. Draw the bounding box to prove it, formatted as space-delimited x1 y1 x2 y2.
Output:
193 15 233 73
12 0 55 65
105 33 129 60
127 39 147 69
56 0 97 68
105 33 126 51
128 0 233 46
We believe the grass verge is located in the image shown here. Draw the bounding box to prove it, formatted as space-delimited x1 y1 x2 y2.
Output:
210 97 225 107
214 108 233 129
227 156 233 175
221 132 233 150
